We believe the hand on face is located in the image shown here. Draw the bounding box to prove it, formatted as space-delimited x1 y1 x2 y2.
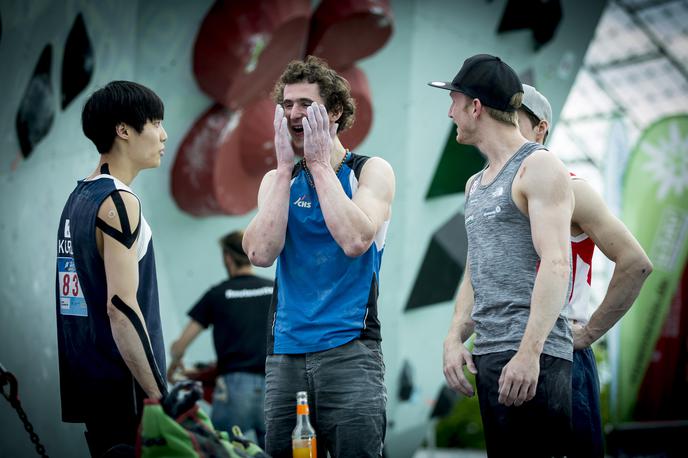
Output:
274 104 295 170
302 102 337 166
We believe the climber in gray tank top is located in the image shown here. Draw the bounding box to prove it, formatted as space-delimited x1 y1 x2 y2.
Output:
429 54 575 457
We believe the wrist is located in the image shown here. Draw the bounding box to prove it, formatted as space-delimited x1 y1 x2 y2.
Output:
170 346 184 361
307 159 330 174
444 329 466 349
444 337 459 351
517 339 543 358
581 326 597 347
275 165 294 177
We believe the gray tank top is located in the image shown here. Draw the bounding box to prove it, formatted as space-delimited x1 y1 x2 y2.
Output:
465 141 572 361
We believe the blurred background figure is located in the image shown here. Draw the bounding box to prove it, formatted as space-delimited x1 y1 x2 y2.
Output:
167 230 273 449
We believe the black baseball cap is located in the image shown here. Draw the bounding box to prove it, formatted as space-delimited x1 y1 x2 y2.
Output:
428 54 523 112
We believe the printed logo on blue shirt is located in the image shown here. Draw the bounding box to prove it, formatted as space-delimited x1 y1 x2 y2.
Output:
293 195 311 208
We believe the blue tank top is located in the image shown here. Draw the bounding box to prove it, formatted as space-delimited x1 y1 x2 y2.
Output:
269 152 389 354
55 173 165 422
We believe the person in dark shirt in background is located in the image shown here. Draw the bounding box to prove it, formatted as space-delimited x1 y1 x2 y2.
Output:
167 230 273 449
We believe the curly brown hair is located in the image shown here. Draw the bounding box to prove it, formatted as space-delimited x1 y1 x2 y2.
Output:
272 56 356 133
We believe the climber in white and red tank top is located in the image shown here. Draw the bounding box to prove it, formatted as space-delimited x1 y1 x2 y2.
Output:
518 85 653 458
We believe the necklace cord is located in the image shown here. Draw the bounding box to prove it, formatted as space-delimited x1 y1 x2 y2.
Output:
302 150 349 187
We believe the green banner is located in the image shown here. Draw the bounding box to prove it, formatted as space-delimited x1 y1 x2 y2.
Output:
618 114 688 421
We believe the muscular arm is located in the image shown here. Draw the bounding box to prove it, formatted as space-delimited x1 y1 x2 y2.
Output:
243 169 292 266
499 150 573 406
309 157 395 257
520 152 572 356
243 105 295 267
100 192 165 399
167 319 204 382
571 179 653 348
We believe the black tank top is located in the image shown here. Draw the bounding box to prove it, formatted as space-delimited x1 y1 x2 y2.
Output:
55 173 165 422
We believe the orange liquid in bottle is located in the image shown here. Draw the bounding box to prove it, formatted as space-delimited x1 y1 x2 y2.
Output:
292 438 317 458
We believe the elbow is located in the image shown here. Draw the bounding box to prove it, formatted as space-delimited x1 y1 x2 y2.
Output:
106 298 129 322
343 243 369 258
244 239 276 267
342 236 374 258
342 225 377 258
106 302 118 319
619 252 653 281
638 256 653 279
248 251 275 268
344 248 367 258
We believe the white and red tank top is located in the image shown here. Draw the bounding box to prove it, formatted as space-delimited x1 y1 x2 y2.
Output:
569 173 596 323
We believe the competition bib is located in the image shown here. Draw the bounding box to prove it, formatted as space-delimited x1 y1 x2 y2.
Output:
58 257 87 316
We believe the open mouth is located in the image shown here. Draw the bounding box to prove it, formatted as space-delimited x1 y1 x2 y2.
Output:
291 124 304 136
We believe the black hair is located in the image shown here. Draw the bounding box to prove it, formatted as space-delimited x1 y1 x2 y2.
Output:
220 230 250 267
521 107 540 130
81 81 164 154
520 107 549 143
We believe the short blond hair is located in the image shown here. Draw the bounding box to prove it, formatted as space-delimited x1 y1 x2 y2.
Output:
484 92 522 127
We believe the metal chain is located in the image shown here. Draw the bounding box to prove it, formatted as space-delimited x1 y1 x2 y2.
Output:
1 363 49 457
